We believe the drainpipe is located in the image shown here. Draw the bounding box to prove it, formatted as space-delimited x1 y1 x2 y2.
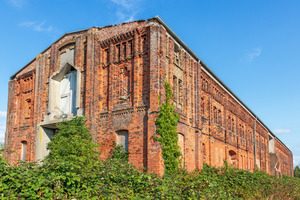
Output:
253 117 257 169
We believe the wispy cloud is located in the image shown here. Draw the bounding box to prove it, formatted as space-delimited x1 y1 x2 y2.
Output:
110 0 141 22
0 111 6 118
0 121 6 143
273 129 291 134
8 0 26 8
247 47 262 61
19 21 54 33
294 155 300 167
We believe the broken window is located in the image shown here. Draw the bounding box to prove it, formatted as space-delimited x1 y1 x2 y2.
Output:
218 109 222 125
229 150 237 166
174 43 182 67
117 130 129 152
21 141 27 161
60 45 75 68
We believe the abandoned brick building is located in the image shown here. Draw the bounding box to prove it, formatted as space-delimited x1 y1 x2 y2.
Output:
4 16 293 176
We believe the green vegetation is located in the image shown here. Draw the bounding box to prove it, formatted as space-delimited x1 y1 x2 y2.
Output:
0 141 3 157
295 165 300 178
155 81 181 174
45 116 99 168
0 116 299 199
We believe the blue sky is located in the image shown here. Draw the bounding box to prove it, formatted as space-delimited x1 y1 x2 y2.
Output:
0 0 299 167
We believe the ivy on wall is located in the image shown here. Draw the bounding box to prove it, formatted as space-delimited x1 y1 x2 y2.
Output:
155 81 181 174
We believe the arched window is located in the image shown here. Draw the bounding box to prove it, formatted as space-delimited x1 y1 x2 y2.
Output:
117 130 129 152
229 150 237 166
21 141 27 161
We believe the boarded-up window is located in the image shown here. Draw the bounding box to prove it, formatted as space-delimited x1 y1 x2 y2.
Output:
220 148 224 166
21 141 27 161
60 70 77 115
178 133 185 160
117 130 129 152
215 147 219 166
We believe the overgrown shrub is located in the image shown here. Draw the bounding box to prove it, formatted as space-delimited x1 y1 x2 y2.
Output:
155 81 181 175
45 116 100 169
1 116 299 199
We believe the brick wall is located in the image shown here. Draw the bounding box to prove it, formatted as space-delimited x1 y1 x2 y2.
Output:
4 17 293 176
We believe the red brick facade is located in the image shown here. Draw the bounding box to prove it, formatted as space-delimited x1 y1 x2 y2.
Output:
4 17 293 176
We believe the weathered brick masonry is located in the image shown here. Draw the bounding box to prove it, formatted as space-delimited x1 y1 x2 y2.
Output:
5 16 293 176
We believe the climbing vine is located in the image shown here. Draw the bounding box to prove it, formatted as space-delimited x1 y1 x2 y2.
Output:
155 81 181 174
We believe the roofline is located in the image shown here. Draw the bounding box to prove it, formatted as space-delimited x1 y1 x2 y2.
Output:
154 15 292 154
10 28 89 80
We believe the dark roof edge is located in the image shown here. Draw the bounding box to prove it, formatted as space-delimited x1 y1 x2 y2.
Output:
10 28 89 80
154 15 292 154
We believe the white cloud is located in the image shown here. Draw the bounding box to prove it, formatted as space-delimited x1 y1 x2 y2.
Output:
8 0 26 8
19 21 54 33
294 156 300 167
0 122 5 143
111 0 134 10
247 47 262 61
110 0 141 22
0 111 6 118
273 129 291 134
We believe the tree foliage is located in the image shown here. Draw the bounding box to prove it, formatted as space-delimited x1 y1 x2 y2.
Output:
0 116 300 199
45 116 100 168
155 81 181 175
295 165 300 178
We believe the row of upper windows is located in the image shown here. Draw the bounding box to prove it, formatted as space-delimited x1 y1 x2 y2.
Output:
102 35 148 66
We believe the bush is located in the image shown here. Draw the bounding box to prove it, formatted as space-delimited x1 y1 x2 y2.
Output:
0 116 299 199
45 116 100 168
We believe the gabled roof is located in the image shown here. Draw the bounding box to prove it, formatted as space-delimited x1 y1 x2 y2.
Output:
10 28 89 80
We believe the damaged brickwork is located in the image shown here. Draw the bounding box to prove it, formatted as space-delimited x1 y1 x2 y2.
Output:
4 17 293 176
